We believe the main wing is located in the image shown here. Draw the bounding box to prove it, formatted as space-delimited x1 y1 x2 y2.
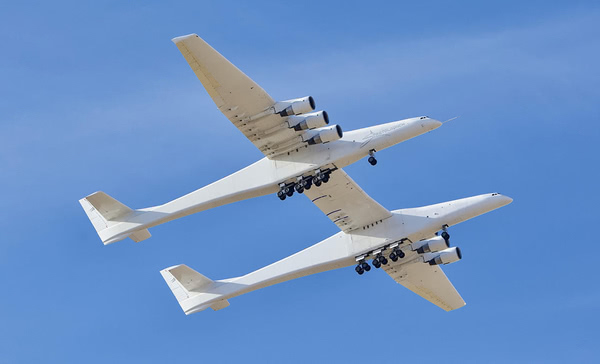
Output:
172 34 312 158
303 169 392 232
383 258 465 311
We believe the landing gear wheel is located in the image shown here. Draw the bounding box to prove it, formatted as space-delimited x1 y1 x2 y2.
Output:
355 265 364 275
314 180 322 187
304 183 312 190
368 156 377 166
294 184 304 194
390 252 398 262
361 262 371 271
398 250 405 259
278 193 286 201
322 174 330 183
286 188 294 197
441 231 450 243
373 258 381 269
380 257 388 265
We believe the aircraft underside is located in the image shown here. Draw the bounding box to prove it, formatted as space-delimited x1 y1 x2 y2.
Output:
79 33 513 315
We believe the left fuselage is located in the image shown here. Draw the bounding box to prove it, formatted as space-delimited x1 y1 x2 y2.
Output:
179 192 512 314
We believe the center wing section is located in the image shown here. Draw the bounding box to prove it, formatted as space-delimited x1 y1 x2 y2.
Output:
303 169 392 232
172 34 310 158
383 258 465 311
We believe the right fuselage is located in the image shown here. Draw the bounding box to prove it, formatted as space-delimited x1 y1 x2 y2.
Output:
100 117 442 244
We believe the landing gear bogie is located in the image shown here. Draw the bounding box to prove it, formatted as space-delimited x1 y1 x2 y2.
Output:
276 169 334 199
356 260 371 275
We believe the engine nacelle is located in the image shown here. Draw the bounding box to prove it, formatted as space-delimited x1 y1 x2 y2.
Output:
424 247 462 265
412 236 450 254
276 96 315 116
288 111 329 131
304 125 343 145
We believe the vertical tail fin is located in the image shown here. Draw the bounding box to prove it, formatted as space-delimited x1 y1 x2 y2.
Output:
79 191 151 244
160 265 230 314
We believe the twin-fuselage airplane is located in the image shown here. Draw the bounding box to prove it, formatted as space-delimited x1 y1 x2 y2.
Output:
79 34 512 314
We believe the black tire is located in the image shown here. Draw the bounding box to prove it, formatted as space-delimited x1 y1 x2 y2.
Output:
398 251 405 259
373 260 381 269
381 257 388 265
279 194 286 201
355 265 363 274
286 189 294 197
362 262 371 271
305 183 312 190
390 253 398 262
322 175 330 183
368 156 377 165
442 231 450 241
315 180 322 187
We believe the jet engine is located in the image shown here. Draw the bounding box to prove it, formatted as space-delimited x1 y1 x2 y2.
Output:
288 111 329 131
304 125 343 145
424 247 462 265
277 96 315 116
413 236 450 254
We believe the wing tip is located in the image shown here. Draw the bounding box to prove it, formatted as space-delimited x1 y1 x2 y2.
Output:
172 33 199 44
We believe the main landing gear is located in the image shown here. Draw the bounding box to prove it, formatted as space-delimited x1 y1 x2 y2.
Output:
372 253 388 269
355 240 409 275
389 247 405 262
277 169 332 200
354 260 372 275
368 149 377 166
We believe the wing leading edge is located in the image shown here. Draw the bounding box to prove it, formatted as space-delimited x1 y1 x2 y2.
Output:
172 34 312 158
303 169 392 232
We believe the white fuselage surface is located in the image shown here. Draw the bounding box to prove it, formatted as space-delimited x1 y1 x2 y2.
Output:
163 193 512 314
92 116 441 244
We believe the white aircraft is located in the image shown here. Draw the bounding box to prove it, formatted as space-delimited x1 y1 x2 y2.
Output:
161 192 511 314
79 34 444 245
79 34 513 313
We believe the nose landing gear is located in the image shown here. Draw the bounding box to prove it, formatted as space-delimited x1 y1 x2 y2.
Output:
368 149 377 166
440 224 450 244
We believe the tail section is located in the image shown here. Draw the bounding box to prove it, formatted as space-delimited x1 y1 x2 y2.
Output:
160 265 230 314
79 191 151 244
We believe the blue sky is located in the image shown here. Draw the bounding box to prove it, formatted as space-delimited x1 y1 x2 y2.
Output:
1 0 599 362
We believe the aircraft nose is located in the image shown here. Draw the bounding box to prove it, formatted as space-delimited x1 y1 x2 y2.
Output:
491 192 513 205
421 117 442 130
